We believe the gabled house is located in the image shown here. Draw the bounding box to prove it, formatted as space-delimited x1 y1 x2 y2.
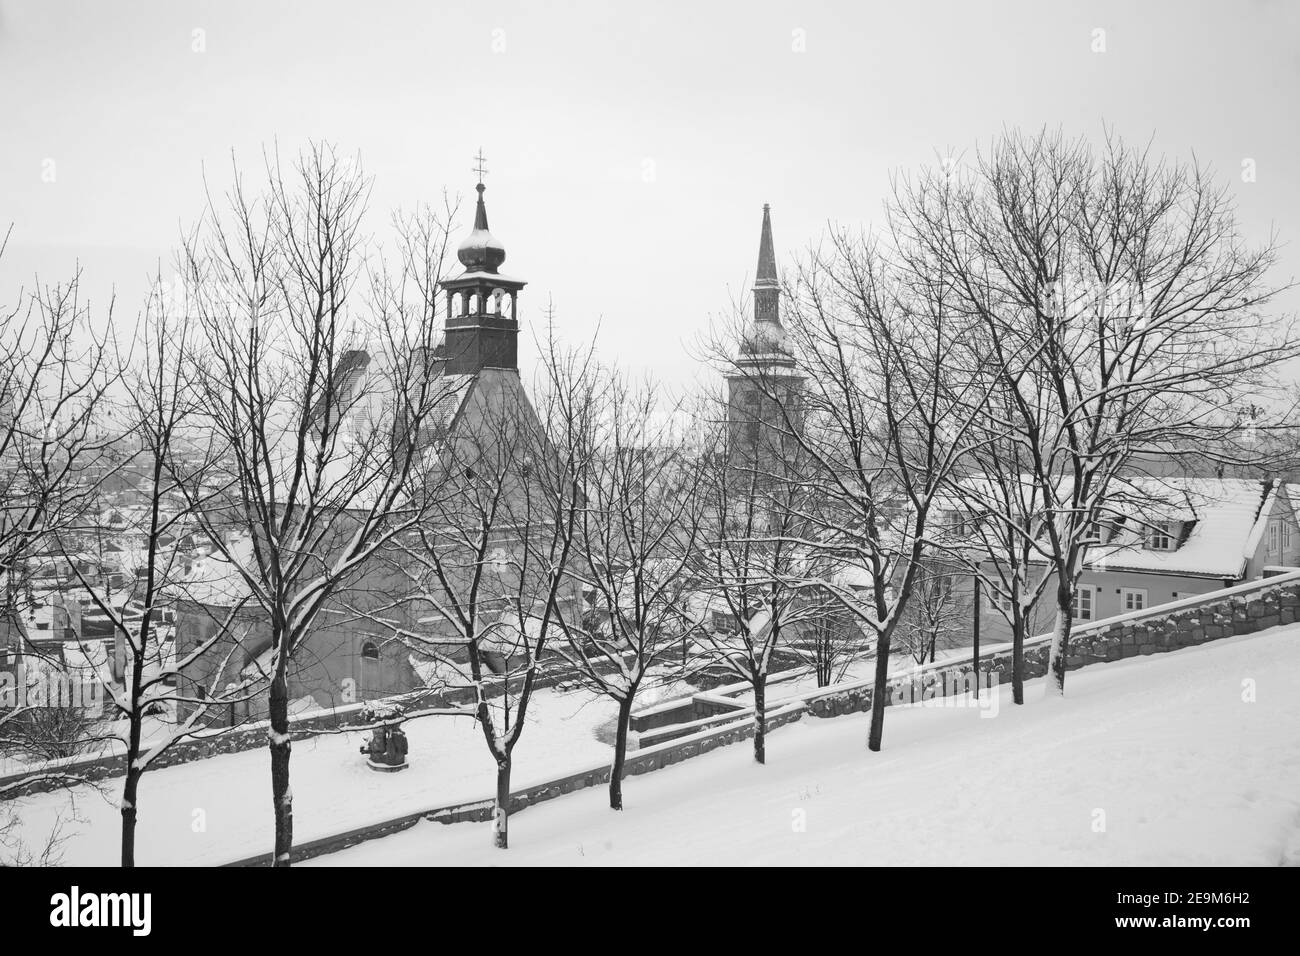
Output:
980 477 1299 641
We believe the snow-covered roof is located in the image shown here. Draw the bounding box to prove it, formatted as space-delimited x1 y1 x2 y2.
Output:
167 546 253 606
1084 477 1272 579
426 373 475 435
240 642 275 681
443 269 527 287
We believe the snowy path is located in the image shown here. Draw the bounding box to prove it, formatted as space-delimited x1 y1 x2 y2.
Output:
6 687 618 866
311 625 1300 866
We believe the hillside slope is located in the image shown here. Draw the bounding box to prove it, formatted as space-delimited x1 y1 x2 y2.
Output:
314 625 1300 866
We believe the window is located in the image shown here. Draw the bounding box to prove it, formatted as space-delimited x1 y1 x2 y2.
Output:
1072 586 1094 621
1146 521 1174 551
1120 587 1147 612
361 641 381 661
711 610 737 634
986 589 1013 614
1268 522 1281 556
1285 522 1293 552
1082 520 1103 543
940 511 966 537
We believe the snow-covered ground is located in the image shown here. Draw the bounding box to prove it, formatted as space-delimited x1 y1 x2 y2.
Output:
5 686 618 866
310 624 1300 866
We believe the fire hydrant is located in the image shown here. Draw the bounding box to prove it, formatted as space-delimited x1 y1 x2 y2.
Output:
358 703 409 772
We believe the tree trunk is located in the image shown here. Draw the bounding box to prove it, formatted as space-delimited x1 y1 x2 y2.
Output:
753 672 767 765
268 669 293 866
1011 614 1025 705
868 634 891 751
971 579 980 700
120 710 143 867
1045 601 1073 697
493 756 512 849
609 694 634 810
120 767 140 868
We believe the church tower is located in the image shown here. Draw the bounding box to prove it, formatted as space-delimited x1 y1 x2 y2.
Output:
439 179 527 375
725 204 804 466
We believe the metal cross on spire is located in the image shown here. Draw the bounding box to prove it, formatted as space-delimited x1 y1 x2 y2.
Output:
472 148 488 185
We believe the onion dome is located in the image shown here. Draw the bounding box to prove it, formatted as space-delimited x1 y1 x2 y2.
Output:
456 183 507 274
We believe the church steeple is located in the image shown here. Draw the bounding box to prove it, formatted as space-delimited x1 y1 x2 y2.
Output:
726 203 804 467
439 159 527 375
457 183 508 275
752 204 781 330
755 204 778 284
739 203 790 360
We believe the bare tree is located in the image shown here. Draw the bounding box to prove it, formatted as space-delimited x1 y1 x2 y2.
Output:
932 425 1057 705
798 599 862 688
775 230 992 752
895 554 971 667
0 798 75 866
53 282 270 866
0 702 101 862
549 361 707 810
890 128 1298 696
0 698 99 762
690 400 830 765
0 231 119 854
0 227 117 638
382 361 585 848
178 144 458 865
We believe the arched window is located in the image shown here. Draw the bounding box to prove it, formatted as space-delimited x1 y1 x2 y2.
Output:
361 641 380 661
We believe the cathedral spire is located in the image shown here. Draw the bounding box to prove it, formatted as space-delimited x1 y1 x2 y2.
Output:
755 203 778 288
726 203 804 470
746 203 785 348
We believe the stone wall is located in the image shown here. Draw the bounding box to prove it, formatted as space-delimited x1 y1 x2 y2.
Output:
0 649 615 800
802 569 1300 719
629 668 803 734
0 696 384 799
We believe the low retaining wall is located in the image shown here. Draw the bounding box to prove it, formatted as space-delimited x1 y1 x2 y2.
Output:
0 682 474 800
801 568 1300 719
629 668 803 734
638 707 749 748
0 658 604 800
0 698 384 800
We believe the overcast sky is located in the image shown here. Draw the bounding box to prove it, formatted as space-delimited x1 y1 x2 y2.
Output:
2 0 1297 389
